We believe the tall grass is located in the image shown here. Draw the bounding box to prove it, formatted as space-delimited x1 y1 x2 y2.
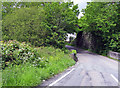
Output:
2 44 75 86
2 58 75 86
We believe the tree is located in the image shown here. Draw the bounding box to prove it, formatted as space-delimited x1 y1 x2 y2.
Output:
2 2 43 18
43 2 79 48
2 2 79 49
78 2 120 53
2 7 49 46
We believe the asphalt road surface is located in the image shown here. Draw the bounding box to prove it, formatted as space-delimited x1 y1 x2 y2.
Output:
40 45 119 87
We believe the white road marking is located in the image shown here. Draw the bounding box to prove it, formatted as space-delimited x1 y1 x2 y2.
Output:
49 68 75 86
111 74 120 85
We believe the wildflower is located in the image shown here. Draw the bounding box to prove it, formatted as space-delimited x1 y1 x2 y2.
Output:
38 57 41 60
28 52 31 55
1 41 3 43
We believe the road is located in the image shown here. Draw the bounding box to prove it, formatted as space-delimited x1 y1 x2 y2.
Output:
39 45 119 87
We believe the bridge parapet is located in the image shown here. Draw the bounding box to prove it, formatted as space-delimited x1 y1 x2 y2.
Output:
108 51 120 60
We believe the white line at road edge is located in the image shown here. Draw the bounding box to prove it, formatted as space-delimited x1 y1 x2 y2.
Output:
49 68 75 86
111 74 120 85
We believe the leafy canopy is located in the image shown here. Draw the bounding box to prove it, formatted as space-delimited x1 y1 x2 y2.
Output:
2 2 79 49
78 2 120 53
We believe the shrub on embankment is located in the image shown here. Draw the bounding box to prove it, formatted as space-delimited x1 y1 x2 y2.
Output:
1 40 75 86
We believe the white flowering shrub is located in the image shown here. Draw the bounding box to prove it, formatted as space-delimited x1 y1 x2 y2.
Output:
1 40 48 69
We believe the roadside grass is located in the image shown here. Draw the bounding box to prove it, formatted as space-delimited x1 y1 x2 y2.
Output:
106 56 120 62
2 43 75 86
2 63 42 86
2 58 75 86
0 71 2 88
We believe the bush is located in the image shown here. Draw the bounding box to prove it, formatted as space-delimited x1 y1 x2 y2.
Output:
1 40 48 69
2 7 50 47
71 50 77 54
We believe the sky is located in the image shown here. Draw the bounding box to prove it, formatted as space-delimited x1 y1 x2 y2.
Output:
66 0 92 39
72 0 92 19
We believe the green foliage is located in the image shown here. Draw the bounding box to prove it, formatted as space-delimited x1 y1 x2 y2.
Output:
1 40 48 69
2 2 79 49
2 7 49 46
71 50 77 54
1 40 75 69
2 57 75 86
42 2 79 48
2 2 44 18
1 2 78 86
2 40 75 86
78 2 120 54
2 2 16 18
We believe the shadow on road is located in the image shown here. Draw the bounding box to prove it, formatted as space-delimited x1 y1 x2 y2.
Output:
65 45 98 55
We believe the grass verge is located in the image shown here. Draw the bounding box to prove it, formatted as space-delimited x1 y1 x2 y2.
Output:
2 41 75 86
2 58 75 86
